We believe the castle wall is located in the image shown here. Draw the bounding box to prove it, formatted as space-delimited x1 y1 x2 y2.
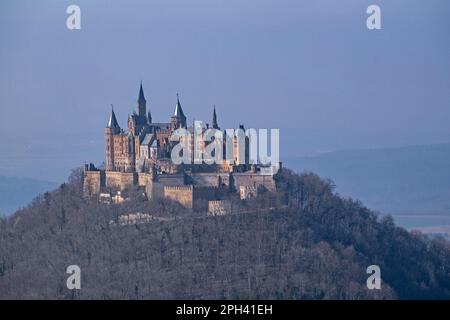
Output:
163 185 224 210
138 172 153 196
151 174 184 199
105 171 137 189
232 173 276 192
150 181 165 199
83 168 276 205
193 186 217 201
83 171 103 196
190 172 231 188
157 174 185 185
208 200 232 216
164 185 194 208
240 185 258 200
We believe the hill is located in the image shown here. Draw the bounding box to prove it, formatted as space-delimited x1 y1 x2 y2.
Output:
0 169 449 299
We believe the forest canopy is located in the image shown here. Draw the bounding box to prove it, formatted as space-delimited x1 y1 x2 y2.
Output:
0 168 449 299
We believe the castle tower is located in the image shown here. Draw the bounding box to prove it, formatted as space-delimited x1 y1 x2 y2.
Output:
171 94 187 130
125 131 136 172
127 114 136 135
212 105 219 129
233 124 250 167
106 106 120 171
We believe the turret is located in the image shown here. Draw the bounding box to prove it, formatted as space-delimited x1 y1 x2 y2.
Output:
106 106 120 171
171 93 187 130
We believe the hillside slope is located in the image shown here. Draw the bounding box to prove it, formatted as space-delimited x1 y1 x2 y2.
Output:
0 169 449 299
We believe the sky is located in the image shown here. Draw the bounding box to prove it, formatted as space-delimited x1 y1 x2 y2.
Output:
0 0 449 182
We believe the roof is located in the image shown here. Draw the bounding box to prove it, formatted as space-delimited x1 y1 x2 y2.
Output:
107 108 120 129
173 96 186 119
212 105 218 128
141 133 154 146
150 122 171 131
138 82 146 102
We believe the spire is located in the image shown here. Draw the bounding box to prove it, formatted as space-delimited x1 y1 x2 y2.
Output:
212 105 219 129
171 93 187 129
138 81 146 102
107 105 120 129
173 93 186 118
137 82 147 118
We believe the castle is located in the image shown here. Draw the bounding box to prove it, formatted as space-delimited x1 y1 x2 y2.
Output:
83 83 279 211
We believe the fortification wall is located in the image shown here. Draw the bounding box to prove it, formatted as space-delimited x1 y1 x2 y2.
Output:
193 186 219 201
208 200 232 216
105 171 137 189
164 185 194 208
190 173 231 188
233 173 276 192
157 174 185 186
138 172 153 195
83 171 103 196
240 185 258 200
149 181 165 199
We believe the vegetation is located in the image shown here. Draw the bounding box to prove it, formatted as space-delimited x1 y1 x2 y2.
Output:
0 168 448 299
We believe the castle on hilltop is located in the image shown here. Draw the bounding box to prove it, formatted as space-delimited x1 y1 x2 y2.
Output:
83 83 279 211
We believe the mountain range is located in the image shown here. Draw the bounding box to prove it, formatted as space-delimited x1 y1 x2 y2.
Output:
284 143 450 216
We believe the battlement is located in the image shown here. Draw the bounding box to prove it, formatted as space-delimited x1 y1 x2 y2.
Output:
239 185 258 200
208 200 232 216
164 184 194 208
164 185 193 192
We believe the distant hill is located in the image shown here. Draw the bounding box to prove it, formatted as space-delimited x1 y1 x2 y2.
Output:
0 176 59 216
284 144 450 216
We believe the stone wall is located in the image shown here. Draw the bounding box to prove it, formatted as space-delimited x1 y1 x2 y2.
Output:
164 185 194 208
208 200 232 216
163 185 224 210
105 171 137 189
138 172 153 196
157 174 185 186
239 185 258 200
233 173 276 192
83 168 277 207
83 171 103 196
190 172 231 188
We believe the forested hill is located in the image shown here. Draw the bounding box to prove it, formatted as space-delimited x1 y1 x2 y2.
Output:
0 169 449 299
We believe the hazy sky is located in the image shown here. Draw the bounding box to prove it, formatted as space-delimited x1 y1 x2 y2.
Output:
1 0 449 181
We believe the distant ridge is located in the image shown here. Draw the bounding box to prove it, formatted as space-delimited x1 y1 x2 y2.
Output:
0 176 59 216
284 143 450 216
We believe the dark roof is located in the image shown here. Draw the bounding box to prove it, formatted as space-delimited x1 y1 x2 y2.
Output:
141 133 154 146
212 105 218 128
138 82 146 102
173 95 186 119
107 107 120 129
